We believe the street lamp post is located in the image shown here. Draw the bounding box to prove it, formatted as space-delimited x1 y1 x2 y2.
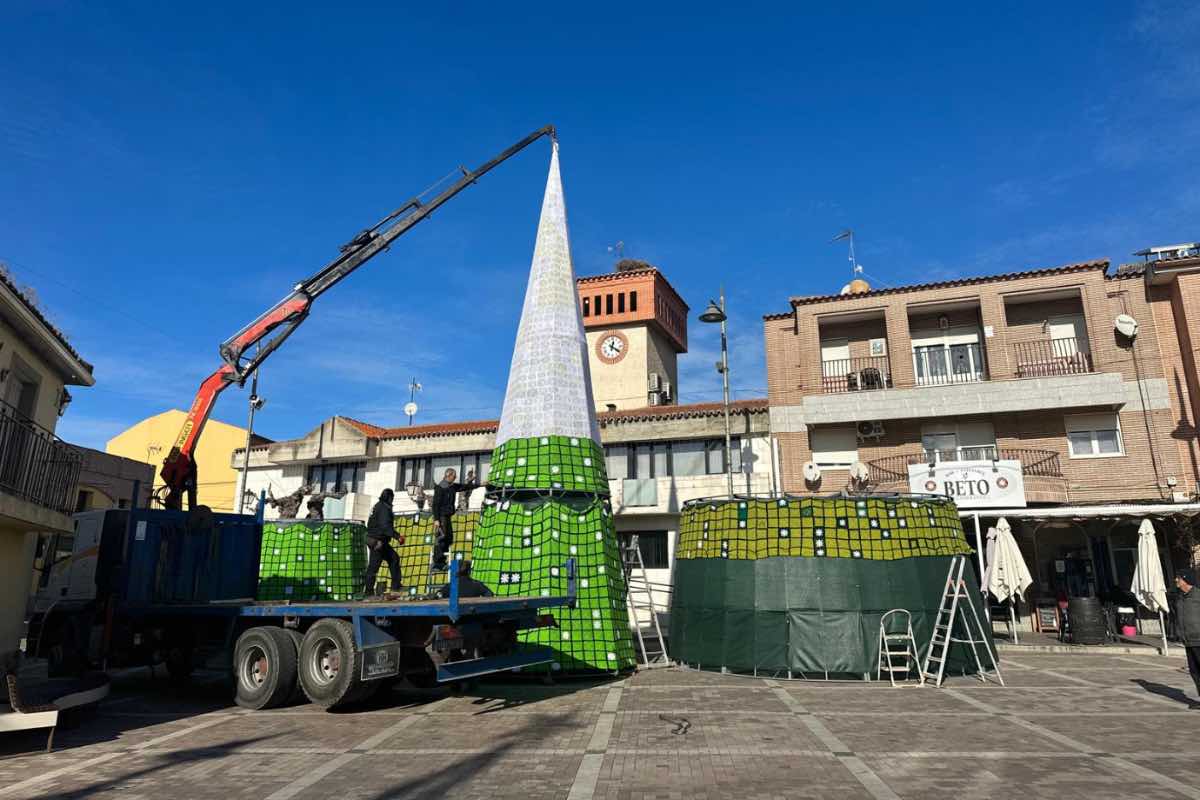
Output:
699 289 734 498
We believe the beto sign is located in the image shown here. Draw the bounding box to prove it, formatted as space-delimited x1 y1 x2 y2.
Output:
907 459 1026 509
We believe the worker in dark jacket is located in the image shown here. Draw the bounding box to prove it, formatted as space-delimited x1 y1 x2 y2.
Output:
364 488 404 596
1175 567 1200 702
435 560 494 599
431 469 478 571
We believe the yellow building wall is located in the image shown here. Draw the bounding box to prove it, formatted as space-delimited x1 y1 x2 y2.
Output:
106 410 251 512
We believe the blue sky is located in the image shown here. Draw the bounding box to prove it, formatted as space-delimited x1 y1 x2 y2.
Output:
3 1 1198 450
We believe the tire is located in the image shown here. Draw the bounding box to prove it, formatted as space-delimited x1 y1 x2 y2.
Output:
233 627 298 710
298 618 365 709
282 629 305 703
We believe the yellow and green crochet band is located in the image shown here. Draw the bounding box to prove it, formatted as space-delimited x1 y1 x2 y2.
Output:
677 495 972 561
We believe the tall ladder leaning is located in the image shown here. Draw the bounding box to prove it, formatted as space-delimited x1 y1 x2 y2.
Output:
620 534 670 667
920 555 1004 688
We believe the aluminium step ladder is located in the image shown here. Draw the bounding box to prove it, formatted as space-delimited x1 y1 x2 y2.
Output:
876 609 920 686
620 534 670 667
920 555 1004 688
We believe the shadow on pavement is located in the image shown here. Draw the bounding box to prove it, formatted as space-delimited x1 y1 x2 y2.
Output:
1130 679 1200 708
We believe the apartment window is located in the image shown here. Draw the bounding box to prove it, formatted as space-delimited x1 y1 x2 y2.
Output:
618 293 626 313
1047 315 1089 355
1066 413 1123 458
399 457 432 490
912 327 986 385
630 291 638 312
582 297 590 317
920 421 996 462
810 426 858 468
604 445 629 480
308 462 366 493
623 531 669 569
75 490 93 512
671 441 706 476
704 439 742 474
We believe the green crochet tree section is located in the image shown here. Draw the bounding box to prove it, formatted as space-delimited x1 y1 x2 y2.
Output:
257 521 368 602
473 436 636 674
489 435 607 493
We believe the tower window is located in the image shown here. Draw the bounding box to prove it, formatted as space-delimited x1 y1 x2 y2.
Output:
594 294 601 316
606 294 614 314
630 291 638 312
618 293 625 313
582 297 590 317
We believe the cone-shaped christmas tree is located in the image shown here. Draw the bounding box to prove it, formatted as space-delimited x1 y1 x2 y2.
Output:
472 143 636 673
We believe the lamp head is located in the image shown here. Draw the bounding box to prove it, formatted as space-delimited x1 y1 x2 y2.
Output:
699 300 726 324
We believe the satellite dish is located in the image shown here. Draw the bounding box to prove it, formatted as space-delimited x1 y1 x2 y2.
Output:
839 284 852 295
403 401 419 417
803 461 822 483
848 461 870 485
1114 314 1139 340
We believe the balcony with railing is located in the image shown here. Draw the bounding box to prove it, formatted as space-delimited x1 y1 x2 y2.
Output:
820 355 892 394
866 447 1066 501
1012 338 1093 378
913 342 989 386
0 400 81 518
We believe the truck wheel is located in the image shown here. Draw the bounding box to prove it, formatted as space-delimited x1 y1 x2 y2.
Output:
298 619 365 709
234 627 298 710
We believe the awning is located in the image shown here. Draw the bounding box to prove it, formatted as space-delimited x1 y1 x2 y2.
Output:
957 502 1200 520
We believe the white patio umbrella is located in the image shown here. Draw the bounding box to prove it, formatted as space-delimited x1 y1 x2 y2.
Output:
985 518 1033 643
1130 518 1170 655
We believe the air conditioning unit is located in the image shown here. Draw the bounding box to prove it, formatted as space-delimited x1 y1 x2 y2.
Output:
648 372 662 392
648 392 661 406
857 420 885 439
660 380 672 402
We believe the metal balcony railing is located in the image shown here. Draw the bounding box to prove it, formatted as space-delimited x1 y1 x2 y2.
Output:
866 447 1063 485
821 355 892 394
0 400 81 515
913 342 988 386
1012 337 1093 378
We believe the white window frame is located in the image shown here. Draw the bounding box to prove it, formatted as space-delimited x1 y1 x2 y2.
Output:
1065 413 1124 459
910 326 985 385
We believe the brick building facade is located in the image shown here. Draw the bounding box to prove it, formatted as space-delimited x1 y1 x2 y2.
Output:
763 255 1200 628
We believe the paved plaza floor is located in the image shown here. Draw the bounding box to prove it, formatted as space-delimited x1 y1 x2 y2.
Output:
2 651 1199 799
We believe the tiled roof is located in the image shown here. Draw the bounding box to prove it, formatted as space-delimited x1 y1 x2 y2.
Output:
338 398 769 441
576 268 657 284
765 260 1109 318
0 270 93 374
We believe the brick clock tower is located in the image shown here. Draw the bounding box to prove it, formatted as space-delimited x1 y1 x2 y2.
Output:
577 260 688 411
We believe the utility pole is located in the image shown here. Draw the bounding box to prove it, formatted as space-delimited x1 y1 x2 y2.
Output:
406 378 422 426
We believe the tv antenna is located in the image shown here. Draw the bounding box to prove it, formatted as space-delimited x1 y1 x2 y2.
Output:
607 241 625 260
831 229 862 280
405 377 422 426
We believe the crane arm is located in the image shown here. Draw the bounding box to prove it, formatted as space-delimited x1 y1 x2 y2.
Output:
159 125 556 510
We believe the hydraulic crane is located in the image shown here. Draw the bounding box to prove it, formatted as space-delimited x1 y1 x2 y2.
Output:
159 125 557 510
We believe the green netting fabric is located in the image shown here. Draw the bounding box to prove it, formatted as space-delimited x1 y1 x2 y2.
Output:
676 496 971 561
257 521 368 601
472 496 636 673
370 511 481 597
489 435 608 494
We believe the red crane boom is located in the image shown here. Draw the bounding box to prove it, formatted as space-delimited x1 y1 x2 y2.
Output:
159 125 557 510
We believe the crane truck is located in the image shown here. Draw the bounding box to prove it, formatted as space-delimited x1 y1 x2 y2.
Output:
23 127 575 710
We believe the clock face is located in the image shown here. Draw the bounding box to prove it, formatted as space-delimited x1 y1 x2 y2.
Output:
596 331 628 364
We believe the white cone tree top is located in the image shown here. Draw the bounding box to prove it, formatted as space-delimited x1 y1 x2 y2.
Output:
496 142 600 446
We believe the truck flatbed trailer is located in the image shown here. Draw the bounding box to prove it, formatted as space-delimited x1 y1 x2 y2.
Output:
25 509 578 711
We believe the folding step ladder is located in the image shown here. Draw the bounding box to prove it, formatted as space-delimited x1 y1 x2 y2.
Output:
876 609 920 686
620 534 670 667
920 555 1004 688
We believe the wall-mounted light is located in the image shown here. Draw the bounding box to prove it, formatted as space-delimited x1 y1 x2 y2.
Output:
57 387 72 417
0 368 9 384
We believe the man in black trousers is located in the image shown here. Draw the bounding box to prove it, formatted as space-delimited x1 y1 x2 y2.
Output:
364 488 404 596
431 469 478 571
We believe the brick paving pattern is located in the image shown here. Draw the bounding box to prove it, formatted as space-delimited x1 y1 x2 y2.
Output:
2 652 1199 799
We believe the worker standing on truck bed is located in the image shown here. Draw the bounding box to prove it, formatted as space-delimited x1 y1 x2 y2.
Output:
431 469 478 571
364 488 404 596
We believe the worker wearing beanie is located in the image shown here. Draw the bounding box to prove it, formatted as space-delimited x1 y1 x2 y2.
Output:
1175 566 1200 704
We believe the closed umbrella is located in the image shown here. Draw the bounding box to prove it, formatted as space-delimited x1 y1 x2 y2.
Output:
986 518 1033 643
1130 518 1169 655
